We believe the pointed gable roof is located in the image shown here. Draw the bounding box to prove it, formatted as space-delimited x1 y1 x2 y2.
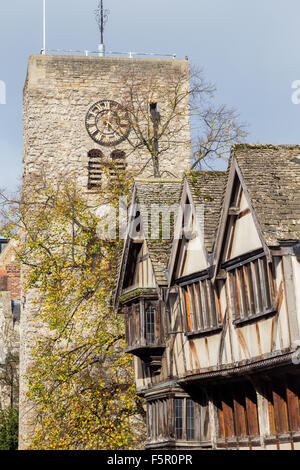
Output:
114 178 183 307
167 170 227 284
185 171 227 252
134 178 182 285
232 144 300 246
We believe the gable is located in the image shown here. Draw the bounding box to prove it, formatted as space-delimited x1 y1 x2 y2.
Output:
232 144 300 245
175 206 208 279
216 161 266 267
170 182 209 282
131 242 156 288
224 182 262 261
0 239 18 269
116 179 181 303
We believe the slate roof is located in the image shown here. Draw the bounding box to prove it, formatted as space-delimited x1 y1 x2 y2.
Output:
185 170 227 252
134 178 182 285
232 144 300 246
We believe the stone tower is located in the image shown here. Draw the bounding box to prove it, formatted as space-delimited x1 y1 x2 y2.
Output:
20 54 191 448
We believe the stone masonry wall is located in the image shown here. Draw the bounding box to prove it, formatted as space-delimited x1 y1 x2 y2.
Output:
23 55 191 185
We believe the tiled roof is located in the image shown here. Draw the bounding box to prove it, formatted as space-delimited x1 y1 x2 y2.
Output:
232 144 300 246
185 170 227 252
134 178 182 285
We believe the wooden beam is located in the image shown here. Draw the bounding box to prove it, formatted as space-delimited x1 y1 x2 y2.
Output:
286 377 300 432
272 385 288 434
222 398 235 438
282 255 300 343
245 393 259 436
228 206 240 216
233 397 247 437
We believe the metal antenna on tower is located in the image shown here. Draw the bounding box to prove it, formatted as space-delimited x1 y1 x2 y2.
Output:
42 0 46 54
95 0 110 57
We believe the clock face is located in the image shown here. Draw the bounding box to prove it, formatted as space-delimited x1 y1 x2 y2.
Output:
85 100 131 147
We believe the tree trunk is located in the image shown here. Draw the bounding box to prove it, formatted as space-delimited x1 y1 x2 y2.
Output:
152 155 160 178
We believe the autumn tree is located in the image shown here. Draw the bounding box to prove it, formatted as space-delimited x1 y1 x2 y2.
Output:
116 65 247 177
0 351 19 410
0 352 19 450
0 164 146 450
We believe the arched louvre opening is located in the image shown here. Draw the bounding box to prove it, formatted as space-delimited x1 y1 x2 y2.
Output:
88 149 104 189
109 150 126 180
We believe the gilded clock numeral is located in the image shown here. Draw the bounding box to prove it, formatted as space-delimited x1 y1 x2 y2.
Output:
92 130 101 139
87 122 97 131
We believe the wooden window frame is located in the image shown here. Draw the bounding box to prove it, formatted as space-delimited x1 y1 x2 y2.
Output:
125 299 164 350
148 396 200 443
180 277 222 337
145 304 155 345
226 253 277 326
175 398 183 440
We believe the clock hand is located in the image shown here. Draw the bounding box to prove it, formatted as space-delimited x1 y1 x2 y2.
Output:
107 120 123 135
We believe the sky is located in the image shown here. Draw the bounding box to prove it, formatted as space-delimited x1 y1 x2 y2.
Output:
1 0 300 192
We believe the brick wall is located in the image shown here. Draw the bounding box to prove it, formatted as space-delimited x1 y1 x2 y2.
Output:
0 270 8 291
6 265 21 300
0 265 21 300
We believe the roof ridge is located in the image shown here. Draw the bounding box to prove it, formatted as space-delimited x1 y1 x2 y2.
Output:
185 170 226 176
134 178 182 183
233 143 300 150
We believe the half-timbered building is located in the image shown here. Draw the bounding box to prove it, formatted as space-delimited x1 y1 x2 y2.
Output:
115 144 300 450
